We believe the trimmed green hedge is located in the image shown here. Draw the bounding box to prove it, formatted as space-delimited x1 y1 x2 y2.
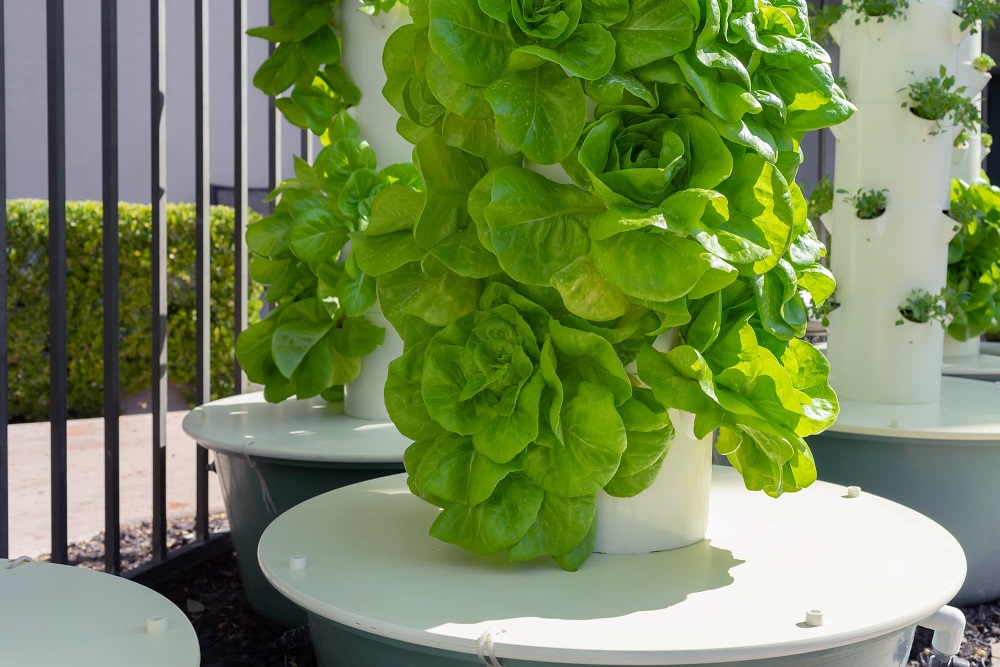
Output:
6 200 263 423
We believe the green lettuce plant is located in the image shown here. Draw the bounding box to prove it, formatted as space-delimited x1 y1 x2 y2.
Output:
973 53 996 74
945 179 1000 340
236 0 417 402
361 0 853 569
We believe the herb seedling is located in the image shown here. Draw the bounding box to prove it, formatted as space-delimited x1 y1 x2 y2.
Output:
839 187 888 219
834 76 849 99
808 2 846 42
808 176 835 222
808 296 841 327
359 0 409 14
851 0 909 22
901 66 985 138
896 288 964 327
949 182 978 225
973 53 997 74
984 133 994 149
956 0 1000 34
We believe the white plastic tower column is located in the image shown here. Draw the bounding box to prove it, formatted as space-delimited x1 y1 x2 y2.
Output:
339 2 412 419
339 1 413 166
343 302 404 420
826 0 969 404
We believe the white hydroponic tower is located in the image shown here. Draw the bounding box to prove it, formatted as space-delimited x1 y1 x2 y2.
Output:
825 0 988 404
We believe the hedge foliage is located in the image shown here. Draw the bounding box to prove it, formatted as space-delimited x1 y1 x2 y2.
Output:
6 200 263 422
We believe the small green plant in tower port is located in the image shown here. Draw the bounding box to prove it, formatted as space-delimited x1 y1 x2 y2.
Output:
984 133 994 151
956 0 1000 34
808 295 841 327
902 66 985 138
896 287 965 327
852 0 909 22
834 76 849 98
808 2 846 43
973 53 996 74
808 176 834 222
839 187 889 219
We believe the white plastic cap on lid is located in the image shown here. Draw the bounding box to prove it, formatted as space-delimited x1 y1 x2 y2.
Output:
147 616 168 634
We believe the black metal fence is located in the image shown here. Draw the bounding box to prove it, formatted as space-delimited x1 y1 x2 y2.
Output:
0 0 314 581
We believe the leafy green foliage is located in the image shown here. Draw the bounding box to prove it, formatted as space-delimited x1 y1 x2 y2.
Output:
807 176 834 222
902 66 985 138
371 0 852 568
5 200 263 423
806 0 907 36
973 53 996 74
838 187 888 219
946 179 1000 340
808 2 845 43
957 0 1000 34
358 0 408 15
242 2 419 401
896 287 960 327
236 112 419 402
806 294 839 326
851 0 908 21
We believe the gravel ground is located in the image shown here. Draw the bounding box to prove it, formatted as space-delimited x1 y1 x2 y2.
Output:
32 518 1000 666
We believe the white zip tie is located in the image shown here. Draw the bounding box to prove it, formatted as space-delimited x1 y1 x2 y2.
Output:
476 627 506 666
5 556 32 569
243 440 278 515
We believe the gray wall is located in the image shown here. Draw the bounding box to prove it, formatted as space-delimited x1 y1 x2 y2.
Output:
2 0 844 206
3 0 314 205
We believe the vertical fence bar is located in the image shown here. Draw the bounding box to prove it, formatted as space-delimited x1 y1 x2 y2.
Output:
0 0 8 560
233 0 248 394
261 17 280 318
101 0 121 575
194 0 211 542
299 128 313 163
268 33 280 212
150 0 168 563
46 0 68 566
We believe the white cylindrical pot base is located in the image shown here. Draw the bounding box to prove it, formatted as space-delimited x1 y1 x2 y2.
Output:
344 306 404 421
340 3 413 166
944 334 981 358
594 410 712 554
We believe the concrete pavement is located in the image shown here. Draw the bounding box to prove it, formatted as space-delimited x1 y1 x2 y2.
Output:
5 410 225 559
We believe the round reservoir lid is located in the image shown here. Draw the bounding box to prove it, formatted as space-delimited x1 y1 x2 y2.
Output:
259 466 965 665
0 559 199 666
829 376 1000 441
182 392 409 463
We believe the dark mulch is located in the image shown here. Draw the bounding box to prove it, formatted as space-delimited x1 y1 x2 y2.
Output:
36 517 1000 666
